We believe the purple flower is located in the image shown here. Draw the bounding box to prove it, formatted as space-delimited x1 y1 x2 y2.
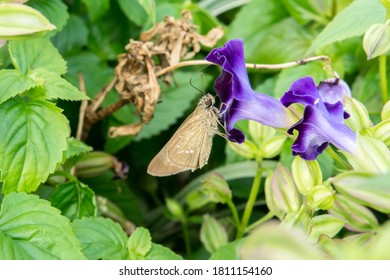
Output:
281 76 358 160
206 39 293 143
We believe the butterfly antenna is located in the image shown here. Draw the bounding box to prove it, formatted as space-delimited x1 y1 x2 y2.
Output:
189 65 211 94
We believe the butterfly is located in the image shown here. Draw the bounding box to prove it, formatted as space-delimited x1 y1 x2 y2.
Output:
147 93 221 176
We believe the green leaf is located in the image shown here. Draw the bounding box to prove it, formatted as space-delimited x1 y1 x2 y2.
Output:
281 0 332 25
307 0 387 54
228 0 288 61
64 52 113 98
138 0 156 25
145 243 183 260
127 227 152 259
31 68 88 101
246 17 313 63
49 181 97 220
51 14 88 54
0 69 41 104
81 0 110 21
117 0 148 26
0 192 85 260
135 72 212 141
0 98 69 194
209 239 244 260
72 217 129 260
64 137 93 160
27 0 69 35
9 38 67 75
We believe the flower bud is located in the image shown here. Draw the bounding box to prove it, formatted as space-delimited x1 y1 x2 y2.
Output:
185 190 210 211
309 214 344 242
292 156 322 195
373 119 390 147
260 135 286 158
332 171 390 214
307 184 335 210
363 20 390 60
227 139 257 159
200 214 228 253
75 151 116 178
281 205 312 235
343 97 371 132
265 163 300 219
328 194 379 232
166 198 185 223
344 135 390 173
248 120 276 143
0 4 56 40
381 100 390 120
202 173 232 204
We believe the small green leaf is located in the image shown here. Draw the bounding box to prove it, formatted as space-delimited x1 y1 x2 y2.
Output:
27 0 69 35
117 0 148 26
0 192 85 260
135 72 212 141
0 69 41 104
0 98 69 194
64 137 93 160
138 0 156 25
81 0 110 22
127 227 152 260
49 181 97 220
72 217 129 260
31 68 88 101
307 0 386 54
9 38 67 75
145 243 183 260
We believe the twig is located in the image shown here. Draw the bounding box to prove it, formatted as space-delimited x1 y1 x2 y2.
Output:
76 74 88 141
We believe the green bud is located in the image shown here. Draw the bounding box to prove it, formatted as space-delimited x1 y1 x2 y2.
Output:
292 156 322 195
265 163 300 219
381 100 390 120
202 173 232 204
248 120 276 143
260 135 286 159
343 97 371 132
373 119 390 147
227 139 257 159
344 135 390 173
75 151 116 178
165 198 185 223
307 184 335 210
363 20 390 60
200 214 228 253
281 205 312 235
309 214 344 242
0 4 56 40
185 189 211 211
329 194 379 232
332 171 390 214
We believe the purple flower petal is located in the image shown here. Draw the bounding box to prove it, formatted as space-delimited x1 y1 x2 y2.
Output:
288 105 357 159
318 78 352 105
281 76 320 108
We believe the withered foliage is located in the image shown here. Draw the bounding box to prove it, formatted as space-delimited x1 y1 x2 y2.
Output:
107 10 223 137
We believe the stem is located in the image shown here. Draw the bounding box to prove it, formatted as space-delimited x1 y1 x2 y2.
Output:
245 211 275 233
182 221 192 257
226 199 240 230
326 147 351 170
155 56 334 77
237 167 263 239
379 55 388 104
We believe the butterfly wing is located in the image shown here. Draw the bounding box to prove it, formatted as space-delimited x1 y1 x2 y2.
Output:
147 104 218 176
